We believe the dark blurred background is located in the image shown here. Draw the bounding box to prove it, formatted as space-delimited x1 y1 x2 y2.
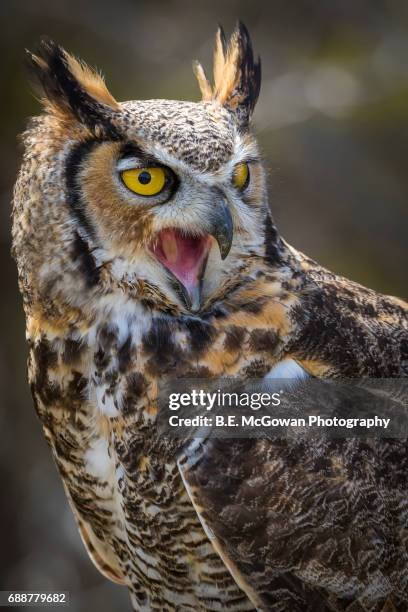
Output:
0 1 407 610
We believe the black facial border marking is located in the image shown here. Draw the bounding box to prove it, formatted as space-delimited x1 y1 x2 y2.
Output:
65 137 111 288
264 213 284 267
65 138 100 240
72 231 100 288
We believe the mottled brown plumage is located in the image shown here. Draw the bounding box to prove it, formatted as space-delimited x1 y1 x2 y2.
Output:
12 23 408 612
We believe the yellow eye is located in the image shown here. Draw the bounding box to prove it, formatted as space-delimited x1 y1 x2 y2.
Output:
121 167 166 196
232 162 249 190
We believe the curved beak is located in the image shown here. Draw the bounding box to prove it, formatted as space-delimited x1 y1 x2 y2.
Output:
150 200 234 313
208 200 234 260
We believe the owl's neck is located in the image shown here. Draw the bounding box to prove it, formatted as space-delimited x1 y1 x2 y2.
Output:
27 239 306 432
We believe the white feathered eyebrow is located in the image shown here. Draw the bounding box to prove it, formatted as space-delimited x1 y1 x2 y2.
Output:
116 157 144 172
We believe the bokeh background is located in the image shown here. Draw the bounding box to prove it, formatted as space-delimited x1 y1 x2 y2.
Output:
1 1 407 610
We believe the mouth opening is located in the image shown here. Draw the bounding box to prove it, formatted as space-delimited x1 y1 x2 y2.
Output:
150 228 212 311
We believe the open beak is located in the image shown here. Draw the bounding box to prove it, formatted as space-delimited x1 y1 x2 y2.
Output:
150 201 233 311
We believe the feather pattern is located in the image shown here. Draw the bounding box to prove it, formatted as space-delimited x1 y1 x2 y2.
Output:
12 23 408 612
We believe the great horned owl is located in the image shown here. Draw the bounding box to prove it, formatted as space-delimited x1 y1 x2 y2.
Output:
12 23 408 611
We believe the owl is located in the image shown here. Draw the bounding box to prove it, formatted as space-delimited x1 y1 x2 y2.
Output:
12 22 408 612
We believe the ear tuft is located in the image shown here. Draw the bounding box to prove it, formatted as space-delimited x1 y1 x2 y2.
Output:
26 39 120 137
213 25 228 92
192 61 212 101
64 54 119 110
194 22 261 126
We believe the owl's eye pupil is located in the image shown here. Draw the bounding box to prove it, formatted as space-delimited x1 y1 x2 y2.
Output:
138 171 151 185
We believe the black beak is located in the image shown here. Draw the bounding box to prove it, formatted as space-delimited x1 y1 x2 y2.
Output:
208 200 233 260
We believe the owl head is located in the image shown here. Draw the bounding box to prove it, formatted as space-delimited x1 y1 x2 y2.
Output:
14 23 282 319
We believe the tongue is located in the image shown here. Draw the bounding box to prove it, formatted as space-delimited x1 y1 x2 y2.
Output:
152 228 210 305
